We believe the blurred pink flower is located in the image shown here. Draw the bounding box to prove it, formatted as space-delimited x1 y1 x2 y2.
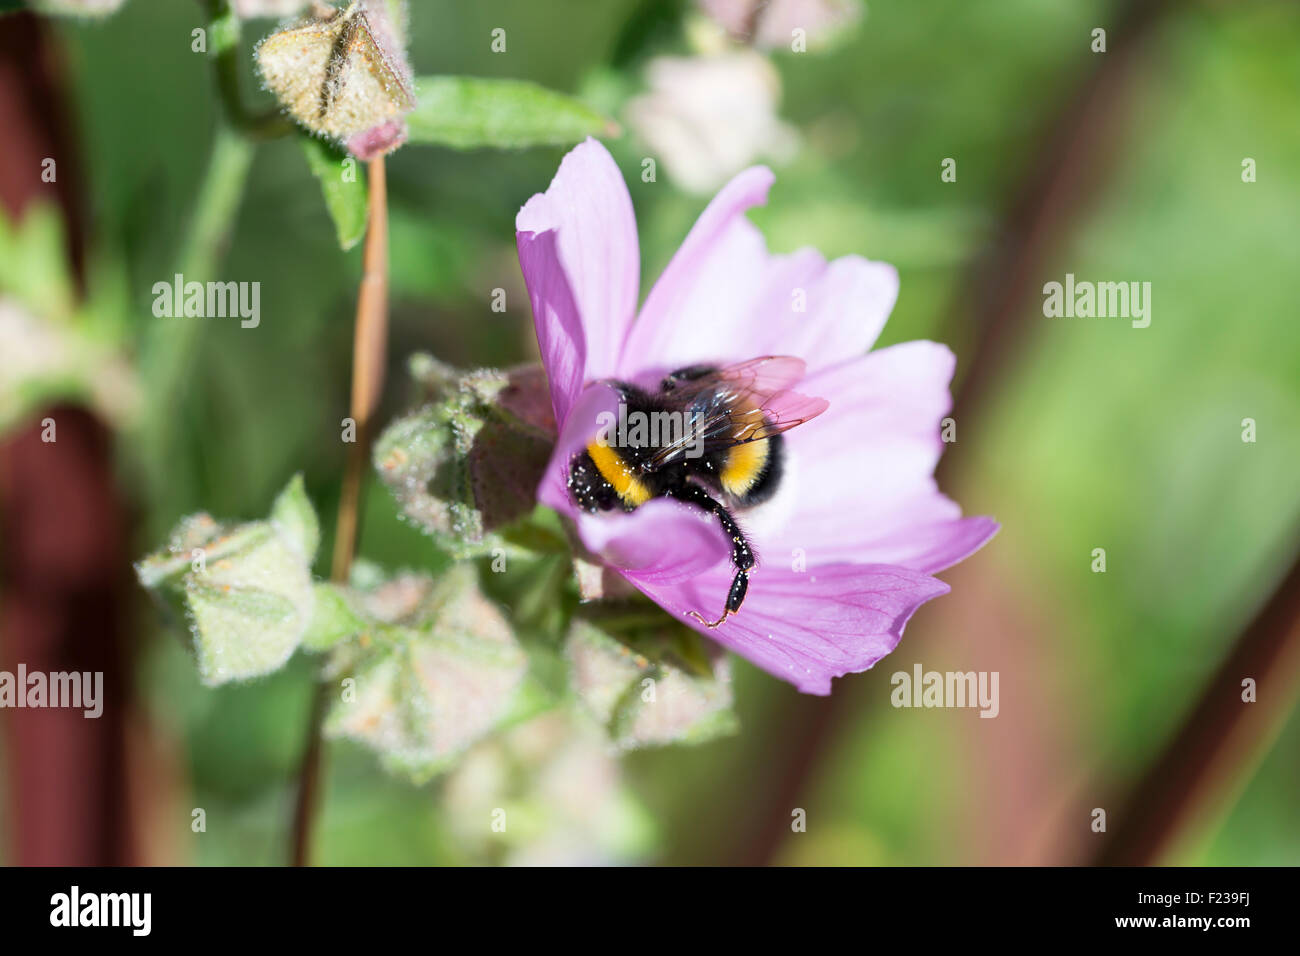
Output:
626 52 797 195
516 139 996 695
232 0 309 18
698 0 862 50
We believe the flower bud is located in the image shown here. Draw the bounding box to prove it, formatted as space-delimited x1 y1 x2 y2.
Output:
255 0 415 159
374 358 555 558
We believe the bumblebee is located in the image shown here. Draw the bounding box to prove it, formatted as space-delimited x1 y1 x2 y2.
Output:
567 356 828 627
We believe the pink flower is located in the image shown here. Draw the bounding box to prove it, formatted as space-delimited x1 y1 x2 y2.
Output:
697 0 862 50
516 139 996 695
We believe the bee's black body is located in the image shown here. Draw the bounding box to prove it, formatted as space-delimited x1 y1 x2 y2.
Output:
567 363 795 626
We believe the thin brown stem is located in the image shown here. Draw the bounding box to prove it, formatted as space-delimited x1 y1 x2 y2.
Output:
288 680 329 867
742 0 768 43
289 155 389 867
938 0 1173 483
736 0 1176 868
331 155 389 582
1092 541 1300 865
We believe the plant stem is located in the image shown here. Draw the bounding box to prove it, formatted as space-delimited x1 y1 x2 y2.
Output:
735 0 1178 867
742 0 768 43
202 0 295 141
288 681 329 867
331 155 389 583
140 2 279 528
178 130 257 282
137 124 254 531
290 155 389 867
1092 543 1300 864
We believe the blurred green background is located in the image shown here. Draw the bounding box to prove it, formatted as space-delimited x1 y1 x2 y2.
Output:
1 0 1298 865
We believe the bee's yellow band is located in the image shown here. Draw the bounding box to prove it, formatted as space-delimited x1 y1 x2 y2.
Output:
720 439 769 499
586 441 652 507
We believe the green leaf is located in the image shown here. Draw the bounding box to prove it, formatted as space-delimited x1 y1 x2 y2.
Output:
179 522 313 685
323 565 528 782
134 477 321 685
30 0 126 17
270 472 320 563
185 562 305 685
567 619 738 750
440 708 657 864
301 583 368 652
299 134 368 251
407 76 615 150
0 206 140 434
0 203 76 320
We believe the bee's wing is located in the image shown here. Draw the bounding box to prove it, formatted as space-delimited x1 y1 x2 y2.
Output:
646 356 828 470
713 355 809 393
731 389 830 443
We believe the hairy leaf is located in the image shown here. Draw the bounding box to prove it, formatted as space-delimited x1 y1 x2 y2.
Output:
567 618 737 750
135 476 320 685
322 565 528 781
300 134 368 250
407 76 614 150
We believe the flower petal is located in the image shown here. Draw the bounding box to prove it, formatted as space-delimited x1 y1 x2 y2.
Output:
848 516 1000 574
537 383 623 518
517 229 586 424
621 166 897 377
758 340 993 568
577 500 731 585
754 253 898 373
632 562 950 695
517 138 640 420
621 166 775 375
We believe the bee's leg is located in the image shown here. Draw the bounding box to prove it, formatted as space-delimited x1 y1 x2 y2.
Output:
690 569 749 629
667 483 753 628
